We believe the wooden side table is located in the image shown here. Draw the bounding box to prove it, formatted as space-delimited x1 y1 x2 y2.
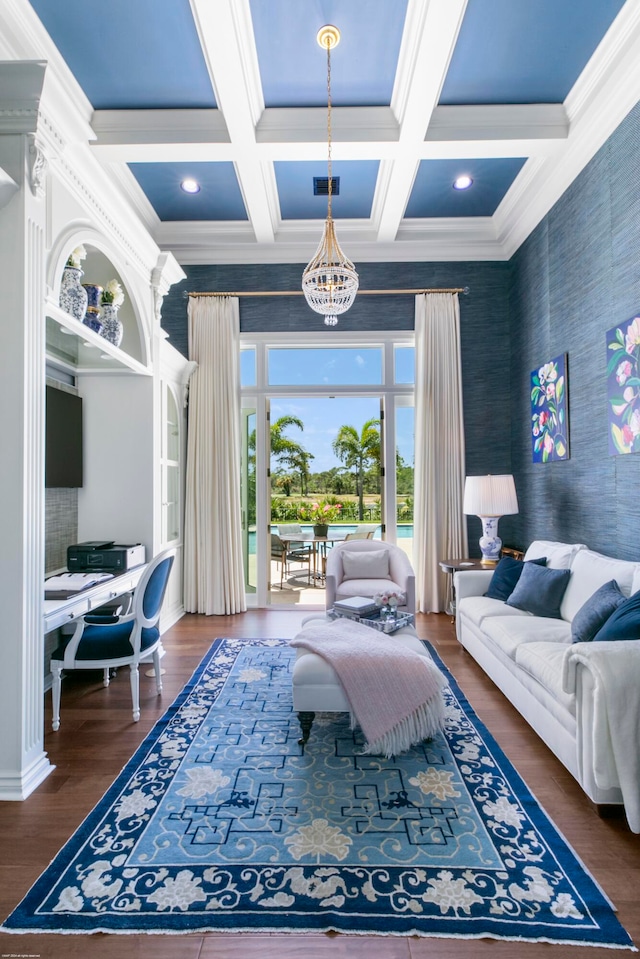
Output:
439 558 489 620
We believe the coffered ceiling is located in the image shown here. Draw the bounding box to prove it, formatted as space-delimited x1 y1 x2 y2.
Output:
19 0 640 263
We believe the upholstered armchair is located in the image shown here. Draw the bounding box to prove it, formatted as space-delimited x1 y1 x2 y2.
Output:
50 548 175 729
325 539 415 613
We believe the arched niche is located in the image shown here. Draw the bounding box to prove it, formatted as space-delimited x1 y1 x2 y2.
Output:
47 226 151 369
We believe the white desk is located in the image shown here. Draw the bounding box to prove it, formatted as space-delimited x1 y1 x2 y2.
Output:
44 565 147 633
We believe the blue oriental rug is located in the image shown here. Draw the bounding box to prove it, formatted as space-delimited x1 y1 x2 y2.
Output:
2 638 635 948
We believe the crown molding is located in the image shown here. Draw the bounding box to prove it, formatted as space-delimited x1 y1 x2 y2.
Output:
53 144 164 278
495 2 640 259
0 0 95 145
0 59 46 133
564 0 640 125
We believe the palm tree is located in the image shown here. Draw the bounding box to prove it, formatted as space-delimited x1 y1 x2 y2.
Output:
248 414 313 501
269 414 312 496
332 418 380 520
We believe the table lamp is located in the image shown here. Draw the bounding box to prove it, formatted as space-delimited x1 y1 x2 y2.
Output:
463 474 519 564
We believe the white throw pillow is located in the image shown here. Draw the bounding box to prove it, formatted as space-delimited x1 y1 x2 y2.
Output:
523 540 586 570
341 549 390 581
560 549 640 622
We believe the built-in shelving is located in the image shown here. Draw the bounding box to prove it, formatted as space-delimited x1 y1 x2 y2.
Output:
46 299 150 376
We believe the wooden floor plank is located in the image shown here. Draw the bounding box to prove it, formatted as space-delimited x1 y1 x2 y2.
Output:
1 610 638 958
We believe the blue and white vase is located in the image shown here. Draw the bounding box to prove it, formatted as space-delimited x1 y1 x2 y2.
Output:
82 283 102 311
82 284 103 334
59 267 88 323
100 303 123 347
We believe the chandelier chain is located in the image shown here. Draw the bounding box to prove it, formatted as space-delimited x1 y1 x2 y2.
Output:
301 24 358 327
326 38 332 219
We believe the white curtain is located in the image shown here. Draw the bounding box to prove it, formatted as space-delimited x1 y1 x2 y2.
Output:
183 296 247 615
413 293 468 612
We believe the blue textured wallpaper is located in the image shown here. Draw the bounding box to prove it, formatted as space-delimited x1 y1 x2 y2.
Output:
509 100 640 561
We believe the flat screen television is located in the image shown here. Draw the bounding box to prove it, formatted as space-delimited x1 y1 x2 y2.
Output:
45 385 83 488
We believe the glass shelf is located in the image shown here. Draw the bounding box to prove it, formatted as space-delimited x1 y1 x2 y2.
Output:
46 301 150 376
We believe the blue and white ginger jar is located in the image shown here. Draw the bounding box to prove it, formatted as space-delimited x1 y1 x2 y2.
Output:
59 267 88 323
100 304 124 347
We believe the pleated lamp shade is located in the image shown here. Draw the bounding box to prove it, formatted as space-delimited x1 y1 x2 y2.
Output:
463 475 519 517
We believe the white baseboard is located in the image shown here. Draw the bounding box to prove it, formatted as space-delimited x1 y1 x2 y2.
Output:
161 604 185 633
0 753 55 801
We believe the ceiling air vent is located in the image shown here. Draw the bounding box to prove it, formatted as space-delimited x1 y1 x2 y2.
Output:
313 176 340 196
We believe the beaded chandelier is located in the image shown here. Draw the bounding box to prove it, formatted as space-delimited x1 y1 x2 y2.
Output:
302 25 358 327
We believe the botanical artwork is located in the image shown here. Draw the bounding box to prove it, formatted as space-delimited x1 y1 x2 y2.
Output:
606 315 640 455
530 354 569 463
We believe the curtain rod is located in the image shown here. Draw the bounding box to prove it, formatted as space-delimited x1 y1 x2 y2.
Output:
183 287 469 298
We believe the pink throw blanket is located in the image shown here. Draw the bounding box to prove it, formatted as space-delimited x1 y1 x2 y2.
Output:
290 618 445 757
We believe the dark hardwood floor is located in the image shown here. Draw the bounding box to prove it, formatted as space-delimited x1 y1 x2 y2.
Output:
1 610 638 958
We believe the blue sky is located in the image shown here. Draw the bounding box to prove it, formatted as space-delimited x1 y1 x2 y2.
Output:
271 397 414 472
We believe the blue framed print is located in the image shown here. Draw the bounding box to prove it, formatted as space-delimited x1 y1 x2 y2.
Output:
606 316 640 456
530 353 569 463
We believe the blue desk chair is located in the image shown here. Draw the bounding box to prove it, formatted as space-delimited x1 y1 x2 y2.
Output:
51 548 175 730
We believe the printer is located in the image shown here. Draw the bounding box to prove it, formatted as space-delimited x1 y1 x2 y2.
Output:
67 541 146 572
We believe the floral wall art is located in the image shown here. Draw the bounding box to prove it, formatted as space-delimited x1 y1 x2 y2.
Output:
607 315 640 455
530 354 569 463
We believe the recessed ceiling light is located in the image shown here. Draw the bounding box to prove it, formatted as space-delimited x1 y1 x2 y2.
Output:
453 174 473 191
181 178 200 194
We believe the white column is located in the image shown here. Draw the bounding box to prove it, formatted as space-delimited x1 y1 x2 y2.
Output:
0 73 53 797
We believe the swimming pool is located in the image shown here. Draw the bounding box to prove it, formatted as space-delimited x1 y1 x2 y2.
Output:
248 524 413 554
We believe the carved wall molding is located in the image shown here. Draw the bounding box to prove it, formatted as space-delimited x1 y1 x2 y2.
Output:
152 251 186 327
27 134 47 198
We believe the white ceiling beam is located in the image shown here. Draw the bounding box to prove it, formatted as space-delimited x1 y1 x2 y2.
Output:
426 104 568 144
190 0 276 243
89 102 567 161
376 0 468 243
256 106 399 144
91 109 229 146
156 215 504 265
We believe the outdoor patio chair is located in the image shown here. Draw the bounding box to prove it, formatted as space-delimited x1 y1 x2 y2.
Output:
345 524 379 540
271 533 312 588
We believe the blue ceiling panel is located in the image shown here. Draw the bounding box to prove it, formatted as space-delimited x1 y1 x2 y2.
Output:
28 0 216 109
275 161 379 219
250 0 408 107
440 0 627 104
405 159 526 218
128 163 247 221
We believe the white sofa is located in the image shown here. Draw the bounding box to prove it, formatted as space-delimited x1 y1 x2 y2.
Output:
454 540 640 830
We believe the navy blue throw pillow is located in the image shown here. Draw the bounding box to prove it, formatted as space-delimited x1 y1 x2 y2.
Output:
506 562 571 619
571 580 626 643
484 556 547 601
592 589 640 642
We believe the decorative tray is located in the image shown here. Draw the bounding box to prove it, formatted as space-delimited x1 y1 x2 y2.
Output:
328 608 415 634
